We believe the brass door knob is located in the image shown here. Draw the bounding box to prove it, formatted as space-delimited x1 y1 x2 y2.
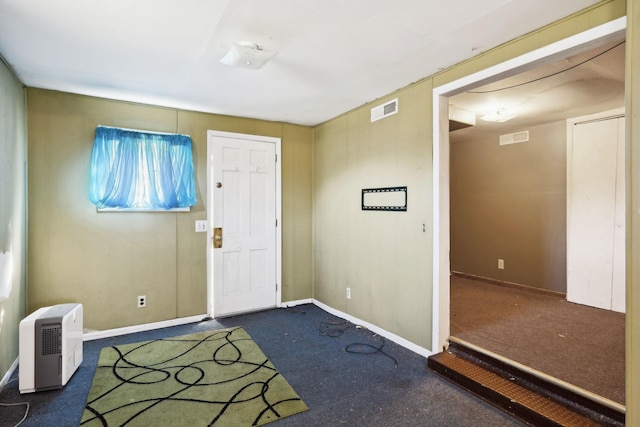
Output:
213 227 223 248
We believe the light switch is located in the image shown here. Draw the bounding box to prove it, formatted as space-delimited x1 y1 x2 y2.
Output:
195 220 208 232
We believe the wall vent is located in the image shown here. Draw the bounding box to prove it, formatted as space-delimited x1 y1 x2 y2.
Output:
499 130 529 146
371 98 398 122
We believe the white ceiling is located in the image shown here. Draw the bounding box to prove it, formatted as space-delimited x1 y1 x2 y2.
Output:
449 38 626 140
0 0 603 126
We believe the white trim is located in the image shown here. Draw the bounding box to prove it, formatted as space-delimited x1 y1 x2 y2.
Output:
434 18 626 97
82 314 207 341
432 94 450 353
0 357 19 391
449 337 626 414
566 108 625 127
206 133 215 316
275 138 283 307
431 16 627 352
279 298 313 308
206 130 281 142
206 130 282 318
370 98 399 122
80 300 432 361
312 299 433 358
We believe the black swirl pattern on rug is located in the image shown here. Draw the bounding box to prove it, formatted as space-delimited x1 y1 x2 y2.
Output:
80 327 307 426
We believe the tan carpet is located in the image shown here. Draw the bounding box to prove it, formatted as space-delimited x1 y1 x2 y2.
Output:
450 275 625 404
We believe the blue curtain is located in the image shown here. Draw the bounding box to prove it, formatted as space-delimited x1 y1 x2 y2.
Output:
89 126 196 209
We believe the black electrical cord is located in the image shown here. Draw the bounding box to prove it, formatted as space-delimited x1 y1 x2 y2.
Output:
468 40 625 94
345 336 398 368
319 320 398 367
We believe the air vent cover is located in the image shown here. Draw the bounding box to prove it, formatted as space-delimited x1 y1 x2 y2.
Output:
371 98 398 122
499 130 529 146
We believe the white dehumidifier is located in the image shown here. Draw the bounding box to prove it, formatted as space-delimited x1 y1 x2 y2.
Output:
19 303 83 394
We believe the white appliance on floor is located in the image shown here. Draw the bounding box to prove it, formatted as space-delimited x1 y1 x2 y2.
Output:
19 303 83 394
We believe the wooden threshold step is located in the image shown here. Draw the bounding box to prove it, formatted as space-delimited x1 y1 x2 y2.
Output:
427 340 624 427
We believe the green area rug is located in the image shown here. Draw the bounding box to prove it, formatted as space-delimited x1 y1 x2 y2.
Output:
81 327 307 426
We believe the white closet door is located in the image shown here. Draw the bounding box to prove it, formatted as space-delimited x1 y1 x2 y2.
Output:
567 113 625 312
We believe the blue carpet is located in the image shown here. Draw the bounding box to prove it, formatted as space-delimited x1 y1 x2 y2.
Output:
0 304 525 426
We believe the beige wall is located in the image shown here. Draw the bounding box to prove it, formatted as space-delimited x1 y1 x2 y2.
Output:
450 121 568 292
0 59 27 379
27 89 313 330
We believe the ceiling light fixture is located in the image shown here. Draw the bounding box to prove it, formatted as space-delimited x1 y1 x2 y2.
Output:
480 108 517 123
219 41 277 70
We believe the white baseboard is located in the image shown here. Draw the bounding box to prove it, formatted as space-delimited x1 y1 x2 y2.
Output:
81 300 314 342
81 301 433 360
312 299 433 358
83 314 208 341
0 357 19 391
279 298 313 308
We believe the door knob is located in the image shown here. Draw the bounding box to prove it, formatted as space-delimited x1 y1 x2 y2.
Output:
213 227 223 248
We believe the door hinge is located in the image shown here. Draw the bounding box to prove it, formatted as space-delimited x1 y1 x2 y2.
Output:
275 153 278 162
276 283 278 291
276 218 278 227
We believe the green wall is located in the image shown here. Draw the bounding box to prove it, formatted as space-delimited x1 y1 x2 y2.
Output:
0 59 27 379
314 83 434 348
313 0 626 351
27 89 313 330
8 1 638 423
314 0 637 422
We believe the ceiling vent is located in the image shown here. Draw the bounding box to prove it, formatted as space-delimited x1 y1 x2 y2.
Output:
371 98 398 122
499 130 529 146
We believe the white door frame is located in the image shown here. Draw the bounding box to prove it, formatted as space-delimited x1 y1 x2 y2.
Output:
431 17 627 352
206 130 282 318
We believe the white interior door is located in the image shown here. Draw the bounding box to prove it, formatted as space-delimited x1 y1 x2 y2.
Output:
567 110 625 312
207 131 280 317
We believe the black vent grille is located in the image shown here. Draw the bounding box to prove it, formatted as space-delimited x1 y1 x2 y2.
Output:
383 101 396 115
41 325 61 356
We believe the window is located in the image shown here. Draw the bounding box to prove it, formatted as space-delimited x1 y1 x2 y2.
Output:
89 126 196 210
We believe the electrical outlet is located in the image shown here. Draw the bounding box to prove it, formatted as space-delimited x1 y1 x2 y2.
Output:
346 287 351 299
498 259 505 270
137 295 146 308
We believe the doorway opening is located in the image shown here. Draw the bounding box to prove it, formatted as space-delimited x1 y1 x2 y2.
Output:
432 17 626 405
